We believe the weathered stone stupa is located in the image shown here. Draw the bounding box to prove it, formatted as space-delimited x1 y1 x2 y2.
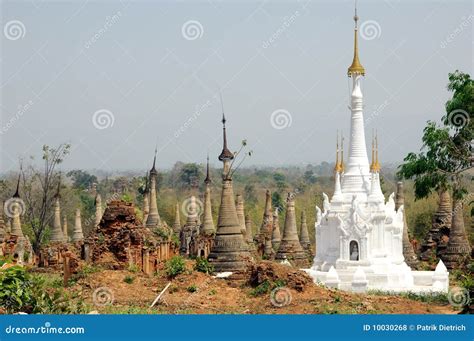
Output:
172 202 182 235
71 208 84 242
236 194 246 236
299 211 311 251
95 194 103 227
180 195 199 255
145 152 162 229
245 214 255 249
208 113 251 274
421 190 452 260
201 158 215 236
395 181 419 268
142 172 150 226
441 200 472 269
10 175 25 239
62 216 68 242
271 208 281 250
275 194 308 266
50 182 65 242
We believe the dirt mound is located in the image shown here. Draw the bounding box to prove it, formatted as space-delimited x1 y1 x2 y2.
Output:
249 260 312 292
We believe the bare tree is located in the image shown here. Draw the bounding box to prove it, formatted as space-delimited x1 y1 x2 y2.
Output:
21 144 70 254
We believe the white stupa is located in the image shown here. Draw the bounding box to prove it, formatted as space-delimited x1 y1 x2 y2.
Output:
304 7 449 293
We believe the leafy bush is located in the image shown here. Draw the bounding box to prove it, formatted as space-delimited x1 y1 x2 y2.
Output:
250 280 272 297
187 285 197 293
123 275 135 284
194 257 214 274
165 256 186 278
0 266 87 314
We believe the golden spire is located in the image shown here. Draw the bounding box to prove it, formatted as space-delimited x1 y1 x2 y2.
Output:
347 2 365 77
334 131 342 173
370 129 376 172
374 130 381 172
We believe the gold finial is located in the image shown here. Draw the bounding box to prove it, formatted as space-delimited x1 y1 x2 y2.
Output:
334 131 342 173
347 1 365 77
374 130 381 171
370 129 376 172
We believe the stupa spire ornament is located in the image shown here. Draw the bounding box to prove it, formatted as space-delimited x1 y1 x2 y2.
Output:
334 131 343 173
347 3 365 77
50 178 65 242
146 148 162 229
71 208 84 242
208 113 250 274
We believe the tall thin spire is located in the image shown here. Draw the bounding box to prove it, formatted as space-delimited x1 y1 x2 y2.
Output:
347 1 365 77
204 154 211 185
13 173 20 198
374 130 381 172
146 150 161 229
370 130 376 172
218 93 234 163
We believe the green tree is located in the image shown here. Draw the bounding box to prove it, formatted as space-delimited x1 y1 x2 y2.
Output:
66 170 97 190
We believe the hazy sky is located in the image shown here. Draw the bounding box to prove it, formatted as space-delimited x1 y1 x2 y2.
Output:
0 0 472 173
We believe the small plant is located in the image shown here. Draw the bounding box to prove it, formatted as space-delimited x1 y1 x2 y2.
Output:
208 289 217 296
194 257 214 274
128 264 140 273
124 275 135 284
165 256 186 278
187 284 197 293
250 280 272 297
